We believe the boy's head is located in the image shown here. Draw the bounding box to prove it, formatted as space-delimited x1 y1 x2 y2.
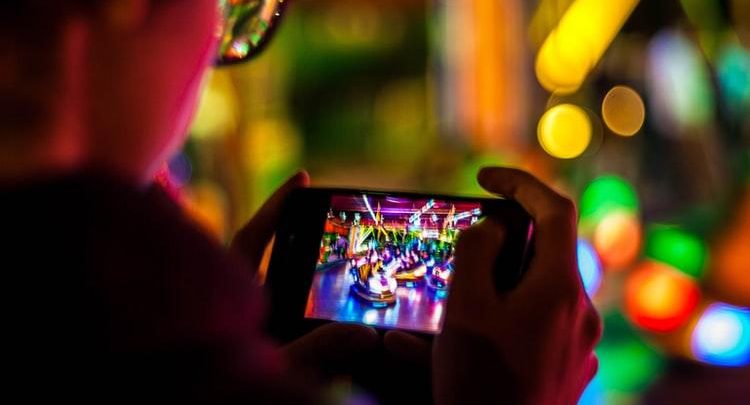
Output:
1 0 220 183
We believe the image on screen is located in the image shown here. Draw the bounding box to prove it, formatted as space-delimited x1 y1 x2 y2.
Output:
303 193 482 333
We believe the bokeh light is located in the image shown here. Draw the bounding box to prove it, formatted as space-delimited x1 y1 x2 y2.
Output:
580 175 639 225
578 239 603 297
167 152 193 188
577 375 604 405
189 70 238 140
733 0 750 48
712 189 750 307
646 29 715 136
535 0 640 94
645 225 707 279
691 303 750 367
183 181 229 241
716 42 750 117
678 0 724 61
537 104 592 159
593 211 641 270
596 313 664 393
601 85 645 136
625 261 701 333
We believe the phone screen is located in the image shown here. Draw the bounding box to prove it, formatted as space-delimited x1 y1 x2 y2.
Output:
303 192 482 333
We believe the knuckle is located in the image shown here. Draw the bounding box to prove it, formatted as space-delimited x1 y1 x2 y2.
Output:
511 167 536 181
455 229 477 253
455 225 486 251
591 355 600 375
558 275 587 302
584 307 603 344
554 195 577 219
546 282 583 314
537 199 577 231
552 286 594 322
586 354 599 382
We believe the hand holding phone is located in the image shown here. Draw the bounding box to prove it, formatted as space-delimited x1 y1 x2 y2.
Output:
230 172 381 382
433 168 601 405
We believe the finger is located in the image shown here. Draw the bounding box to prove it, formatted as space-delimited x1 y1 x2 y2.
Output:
383 330 432 366
453 219 506 299
478 167 574 225
583 305 603 350
447 219 505 326
283 323 378 370
584 353 599 385
577 354 599 402
477 167 578 287
231 171 310 270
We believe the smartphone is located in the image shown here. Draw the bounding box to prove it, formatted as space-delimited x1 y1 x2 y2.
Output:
264 188 534 341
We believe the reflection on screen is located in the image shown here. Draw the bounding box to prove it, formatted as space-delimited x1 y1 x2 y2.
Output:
303 193 482 333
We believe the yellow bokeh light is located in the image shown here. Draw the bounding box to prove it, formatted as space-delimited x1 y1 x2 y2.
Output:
183 180 228 242
602 85 646 136
189 70 238 140
537 104 592 159
535 0 640 94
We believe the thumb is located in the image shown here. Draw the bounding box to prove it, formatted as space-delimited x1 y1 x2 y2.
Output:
384 330 432 367
283 323 379 370
231 171 310 270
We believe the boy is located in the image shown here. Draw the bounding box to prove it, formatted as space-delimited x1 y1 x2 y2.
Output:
1 1 599 403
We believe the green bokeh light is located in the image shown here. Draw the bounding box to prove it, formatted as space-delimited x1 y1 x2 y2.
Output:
645 225 708 279
580 175 639 225
455 154 509 195
597 312 664 395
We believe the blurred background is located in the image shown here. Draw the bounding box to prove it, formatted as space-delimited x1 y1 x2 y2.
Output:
156 0 750 403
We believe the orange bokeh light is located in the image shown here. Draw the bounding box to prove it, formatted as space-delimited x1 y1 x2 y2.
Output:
625 260 701 333
593 211 642 269
711 189 750 307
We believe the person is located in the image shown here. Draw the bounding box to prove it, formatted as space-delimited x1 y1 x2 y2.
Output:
0 1 600 403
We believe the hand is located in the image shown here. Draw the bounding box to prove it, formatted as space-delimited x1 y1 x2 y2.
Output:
230 171 310 274
383 330 432 367
433 167 601 405
380 330 433 403
284 323 379 378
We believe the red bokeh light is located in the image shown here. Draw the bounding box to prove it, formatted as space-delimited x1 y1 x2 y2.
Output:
625 260 701 333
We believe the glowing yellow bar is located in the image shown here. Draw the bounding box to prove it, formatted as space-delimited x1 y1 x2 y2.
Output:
528 0 575 50
535 0 639 94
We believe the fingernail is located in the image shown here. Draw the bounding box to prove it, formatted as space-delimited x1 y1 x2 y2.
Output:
293 170 311 186
477 166 495 181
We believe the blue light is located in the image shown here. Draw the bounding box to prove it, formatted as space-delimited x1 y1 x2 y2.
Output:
167 152 192 187
363 309 380 325
578 375 604 405
577 239 602 297
717 43 750 117
691 303 750 367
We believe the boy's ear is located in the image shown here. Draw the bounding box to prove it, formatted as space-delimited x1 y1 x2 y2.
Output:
99 0 150 32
